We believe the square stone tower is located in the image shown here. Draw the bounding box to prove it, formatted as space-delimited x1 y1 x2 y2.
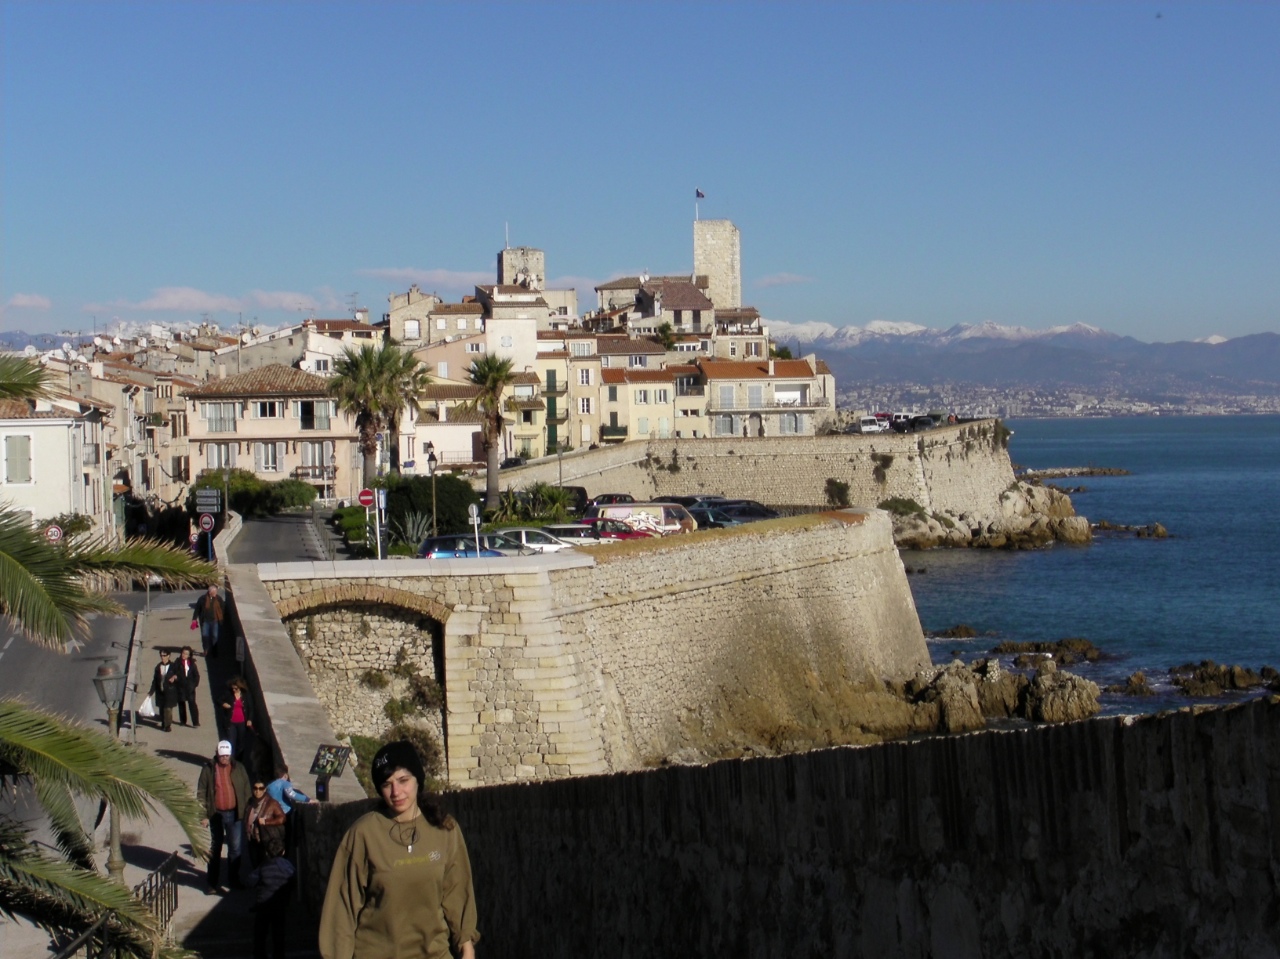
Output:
498 247 546 291
693 219 741 310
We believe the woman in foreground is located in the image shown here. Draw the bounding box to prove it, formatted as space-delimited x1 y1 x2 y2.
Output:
319 741 479 959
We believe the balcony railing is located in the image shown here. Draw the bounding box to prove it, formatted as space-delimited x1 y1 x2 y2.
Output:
676 385 705 397
600 425 628 440
706 396 831 413
543 381 568 395
294 465 337 481
546 410 569 424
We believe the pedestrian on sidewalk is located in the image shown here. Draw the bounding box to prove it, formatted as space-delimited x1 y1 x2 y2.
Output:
197 740 251 891
319 740 480 959
266 763 311 851
192 584 225 658
248 834 295 959
175 645 201 727
149 649 178 732
220 676 254 759
245 778 286 867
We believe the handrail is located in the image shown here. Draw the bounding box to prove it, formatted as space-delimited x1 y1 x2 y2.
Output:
50 851 181 958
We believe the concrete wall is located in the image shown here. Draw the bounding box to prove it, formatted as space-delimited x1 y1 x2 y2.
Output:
501 421 1015 513
258 510 928 788
297 696 1280 958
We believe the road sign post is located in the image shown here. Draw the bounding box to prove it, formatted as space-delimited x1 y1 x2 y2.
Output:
199 513 215 561
468 502 481 555
357 489 378 559
44 525 63 544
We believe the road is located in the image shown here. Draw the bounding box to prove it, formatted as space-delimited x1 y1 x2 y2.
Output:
225 511 338 564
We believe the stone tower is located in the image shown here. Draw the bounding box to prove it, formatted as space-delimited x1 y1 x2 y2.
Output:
497 247 546 291
693 219 741 310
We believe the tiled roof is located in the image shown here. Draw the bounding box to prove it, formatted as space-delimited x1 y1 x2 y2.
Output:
814 359 833 375
184 364 331 398
596 274 709 291
432 303 485 315
511 371 541 385
698 359 816 381
423 384 481 401
536 350 569 359
0 399 82 420
715 307 762 321
644 280 713 311
601 368 675 385
596 338 664 355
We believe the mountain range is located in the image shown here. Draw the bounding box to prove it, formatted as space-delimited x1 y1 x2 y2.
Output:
769 321 1280 396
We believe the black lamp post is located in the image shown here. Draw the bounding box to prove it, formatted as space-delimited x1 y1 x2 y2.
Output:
92 658 127 884
426 442 438 537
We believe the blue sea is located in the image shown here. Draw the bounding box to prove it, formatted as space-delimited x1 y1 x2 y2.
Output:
905 414 1280 715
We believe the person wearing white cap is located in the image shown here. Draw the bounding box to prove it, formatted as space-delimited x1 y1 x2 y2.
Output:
196 739 251 891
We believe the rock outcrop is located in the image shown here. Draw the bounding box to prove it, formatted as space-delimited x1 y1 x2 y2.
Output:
889 481 1092 550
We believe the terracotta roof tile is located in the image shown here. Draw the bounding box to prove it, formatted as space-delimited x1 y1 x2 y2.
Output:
698 359 816 380
432 303 485 315
183 364 331 398
643 280 713 311
423 384 481 401
596 338 665 355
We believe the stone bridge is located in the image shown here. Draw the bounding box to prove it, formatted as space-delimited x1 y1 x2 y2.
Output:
253 508 928 787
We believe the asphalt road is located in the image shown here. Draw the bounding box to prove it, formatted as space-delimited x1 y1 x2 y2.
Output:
225 511 336 564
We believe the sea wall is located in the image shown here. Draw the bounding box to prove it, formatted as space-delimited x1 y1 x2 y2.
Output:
496 420 1016 511
297 696 1280 958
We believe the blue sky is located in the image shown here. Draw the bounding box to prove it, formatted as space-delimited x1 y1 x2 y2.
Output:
2 1 1277 343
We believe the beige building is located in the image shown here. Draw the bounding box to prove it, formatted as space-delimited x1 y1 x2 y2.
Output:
699 358 833 438
183 365 359 501
600 368 678 444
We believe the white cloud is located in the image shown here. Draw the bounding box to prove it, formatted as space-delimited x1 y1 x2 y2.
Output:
359 267 492 292
247 289 324 313
85 286 243 313
5 293 52 310
754 272 815 289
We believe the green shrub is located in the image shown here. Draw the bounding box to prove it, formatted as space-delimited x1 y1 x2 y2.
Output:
878 497 926 517
383 473 481 537
824 478 851 508
360 670 390 690
871 452 895 484
189 468 316 518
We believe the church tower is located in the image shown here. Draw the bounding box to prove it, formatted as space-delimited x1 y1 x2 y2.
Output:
693 219 741 309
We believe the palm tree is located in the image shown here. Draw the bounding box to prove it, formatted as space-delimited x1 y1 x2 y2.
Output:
459 355 517 509
0 357 216 957
330 343 431 486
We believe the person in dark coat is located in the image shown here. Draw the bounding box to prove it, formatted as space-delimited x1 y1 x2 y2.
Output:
149 649 180 732
192 584 226 657
174 645 201 727
249 834 295 959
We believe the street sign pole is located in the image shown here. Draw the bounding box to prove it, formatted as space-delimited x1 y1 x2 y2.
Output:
468 502 481 555
377 489 387 561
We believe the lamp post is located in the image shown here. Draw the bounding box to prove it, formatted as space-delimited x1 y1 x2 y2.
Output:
426 442 438 537
92 659 127 884
557 439 566 488
220 468 230 526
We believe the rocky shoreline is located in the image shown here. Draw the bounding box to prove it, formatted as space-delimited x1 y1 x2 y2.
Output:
888 480 1091 550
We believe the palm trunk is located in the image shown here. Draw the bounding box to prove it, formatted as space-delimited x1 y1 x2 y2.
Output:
485 441 501 509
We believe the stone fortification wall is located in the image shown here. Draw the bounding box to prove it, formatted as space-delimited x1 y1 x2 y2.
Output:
296 697 1280 957
259 511 927 787
501 421 1015 514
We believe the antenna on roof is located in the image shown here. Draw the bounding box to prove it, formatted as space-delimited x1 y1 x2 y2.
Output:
505 222 509 250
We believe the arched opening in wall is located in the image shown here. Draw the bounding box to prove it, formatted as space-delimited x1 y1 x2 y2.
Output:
283 602 448 783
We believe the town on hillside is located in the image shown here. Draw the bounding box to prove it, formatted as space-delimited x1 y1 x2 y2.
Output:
1 220 835 541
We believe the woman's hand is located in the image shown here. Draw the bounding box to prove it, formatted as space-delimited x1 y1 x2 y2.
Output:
459 941 475 959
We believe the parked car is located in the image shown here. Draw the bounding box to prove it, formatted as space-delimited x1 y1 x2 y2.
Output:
849 416 887 434
583 502 696 535
657 494 730 508
582 517 660 540
499 456 527 469
890 412 913 432
714 500 780 522
561 485 590 515
495 527 578 553
588 492 635 507
541 523 603 545
688 506 745 530
910 414 939 432
417 533 524 558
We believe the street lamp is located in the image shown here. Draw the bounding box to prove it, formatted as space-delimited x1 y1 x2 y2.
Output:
426 442 438 537
220 469 230 526
557 439 566 488
92 659 127 884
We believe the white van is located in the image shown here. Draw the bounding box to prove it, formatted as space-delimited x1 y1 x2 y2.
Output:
855 416 885 434
583 501 696 535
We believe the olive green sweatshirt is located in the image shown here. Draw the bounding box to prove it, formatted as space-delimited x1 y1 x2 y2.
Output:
318 808 479 959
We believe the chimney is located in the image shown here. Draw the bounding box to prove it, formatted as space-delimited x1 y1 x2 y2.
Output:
218 364 226 379
768 358 775 375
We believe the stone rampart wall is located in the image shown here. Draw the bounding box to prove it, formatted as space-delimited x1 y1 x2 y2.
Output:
499 421 1015 513
296 697 1280 957
258 511 927 787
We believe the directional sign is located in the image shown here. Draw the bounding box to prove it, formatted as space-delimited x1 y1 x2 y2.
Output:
198 513 216 532
196 489 221 511
44 525 63 543
358 488 375 508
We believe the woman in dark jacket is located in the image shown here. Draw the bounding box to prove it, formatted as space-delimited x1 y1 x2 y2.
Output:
149 649 180 731
221 676 255 760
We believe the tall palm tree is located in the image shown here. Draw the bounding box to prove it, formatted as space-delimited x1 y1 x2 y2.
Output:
0 357 216 957
329 343 431 486
459 355 517 509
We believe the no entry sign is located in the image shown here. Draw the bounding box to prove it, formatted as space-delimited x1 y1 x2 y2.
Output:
198 513 215 532
358 488 376 508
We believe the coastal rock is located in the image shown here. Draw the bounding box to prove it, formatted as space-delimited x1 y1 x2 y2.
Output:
970 657 1026 718
891 481 1091 550
993 638 1103 667
1104 671 1156 696
1020 662 1101 723
1170 660 1263 697
1052 516 1092 544
907 662 986 734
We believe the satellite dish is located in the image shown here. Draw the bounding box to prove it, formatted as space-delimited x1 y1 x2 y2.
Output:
76 353 88 363
93 336 103 347
241 332 252 344
252 326 262 336
189 328 199 337
62 341 72 353
23 345 36 357
112 336 122 345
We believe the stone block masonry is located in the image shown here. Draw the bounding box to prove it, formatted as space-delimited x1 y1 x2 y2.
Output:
258 510 928 787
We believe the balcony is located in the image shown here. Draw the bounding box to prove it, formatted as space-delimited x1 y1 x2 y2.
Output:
600 425 628 441
546 410 569 424
676 385 705 397
706 396 831 414
543 381 568 396
294 465 336 481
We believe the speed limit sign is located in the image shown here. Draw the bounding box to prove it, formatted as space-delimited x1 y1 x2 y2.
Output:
44 525 63 543
198 513 215 532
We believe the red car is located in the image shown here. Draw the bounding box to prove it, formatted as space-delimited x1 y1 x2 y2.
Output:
584 517 657 540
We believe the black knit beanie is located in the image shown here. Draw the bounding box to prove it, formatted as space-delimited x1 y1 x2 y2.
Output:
371 740 425 792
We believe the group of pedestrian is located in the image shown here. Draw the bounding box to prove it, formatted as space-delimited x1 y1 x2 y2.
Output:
148 646 201 731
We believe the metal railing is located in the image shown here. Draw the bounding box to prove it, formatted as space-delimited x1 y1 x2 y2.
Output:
51 852 180 959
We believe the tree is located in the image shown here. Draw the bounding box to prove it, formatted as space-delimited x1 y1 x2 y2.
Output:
329 343 431 486
655 322 676 351
0 357 216 957
459 355 517 509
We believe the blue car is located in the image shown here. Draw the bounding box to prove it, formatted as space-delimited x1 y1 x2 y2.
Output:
417 535 504 559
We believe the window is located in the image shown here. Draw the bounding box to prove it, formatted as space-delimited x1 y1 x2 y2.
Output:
607 386 618 402
570 342 592 357
294 400 332 430
579 397 593 415
3 435 31 483
779 413 800 435
255 442 282 472
558 306 568 316
634 389 649 405
746 341 763 357
436 318 447 330
578 369 592 386
730 342 738 357
457 318 468 331
437 362 448 378
718 385 735 409
637 417 649 435
676 342 699 352
674 310 683 324
207 442 236 469
252 401 282 419
658 417 670 438
521 410 534 425
629 355 647 368
501 336 513 348
170 455 190 483
170 412 188 438
201 401 237 433
748 386 764 408
404 320 420 340
314 358 331 373
714 415 734 436
467 342 484 353
655 388 670 404
301 440 333 470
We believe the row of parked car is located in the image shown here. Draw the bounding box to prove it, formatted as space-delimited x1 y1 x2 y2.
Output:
844 412 948 434
416 494 782 558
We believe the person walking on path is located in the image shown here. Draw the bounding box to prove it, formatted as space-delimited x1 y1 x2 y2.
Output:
245 778 287 867
220 676 255 760
319 740 480 959
248 834 295 959
197 740 251 891
149 649 179 732
174 645 201 727
192 584 226 658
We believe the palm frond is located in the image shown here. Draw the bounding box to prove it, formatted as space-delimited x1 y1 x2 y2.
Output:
0 701 208 858
61 537 217 591
0 356 54 402
33 776 97 868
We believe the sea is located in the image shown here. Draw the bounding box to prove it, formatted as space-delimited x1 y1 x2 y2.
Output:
904 414 1280 716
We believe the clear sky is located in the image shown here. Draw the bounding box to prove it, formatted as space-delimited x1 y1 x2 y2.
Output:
2 1 1277 344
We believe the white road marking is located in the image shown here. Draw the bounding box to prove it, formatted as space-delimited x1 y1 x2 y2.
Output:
2 636 14 650
64 638 85 653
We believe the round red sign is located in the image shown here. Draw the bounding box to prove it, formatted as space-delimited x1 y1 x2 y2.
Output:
357 488 376 507
44 525 63 543
198 513 215 532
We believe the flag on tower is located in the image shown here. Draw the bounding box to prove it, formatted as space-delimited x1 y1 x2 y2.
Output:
695 188 705 198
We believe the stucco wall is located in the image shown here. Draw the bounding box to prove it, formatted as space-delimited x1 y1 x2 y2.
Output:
258 510 927 787
297 696 1280 958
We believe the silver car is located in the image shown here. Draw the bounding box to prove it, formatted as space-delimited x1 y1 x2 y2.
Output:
495 527 577 553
